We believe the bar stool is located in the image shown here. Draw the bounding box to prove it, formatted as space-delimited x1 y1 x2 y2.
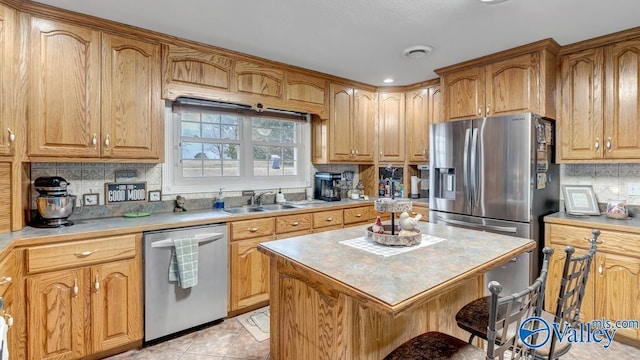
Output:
383 247 554 360
455 229 600 359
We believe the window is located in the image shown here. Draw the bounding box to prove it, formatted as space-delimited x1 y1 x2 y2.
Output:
163 100 311 194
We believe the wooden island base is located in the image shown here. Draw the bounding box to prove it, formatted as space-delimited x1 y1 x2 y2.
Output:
268 255 483 360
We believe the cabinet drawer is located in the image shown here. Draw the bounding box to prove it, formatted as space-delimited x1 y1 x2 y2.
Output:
276 213 312 234
547 224 640 256
230 217 275 240
344 206 370 225
313 210 343 229
26 234 137 274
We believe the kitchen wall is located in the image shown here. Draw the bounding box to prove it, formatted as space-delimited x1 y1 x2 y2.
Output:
30 162 359 218
559 163 640 207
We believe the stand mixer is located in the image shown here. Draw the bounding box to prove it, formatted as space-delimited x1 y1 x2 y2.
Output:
30 176 80 228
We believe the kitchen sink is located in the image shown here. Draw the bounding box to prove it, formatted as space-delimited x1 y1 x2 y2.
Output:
222 206 266 214
258 204 299 211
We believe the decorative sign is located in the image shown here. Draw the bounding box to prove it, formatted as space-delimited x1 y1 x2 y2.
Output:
105 182 147 204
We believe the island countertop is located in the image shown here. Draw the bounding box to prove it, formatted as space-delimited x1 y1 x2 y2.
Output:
258 221 535 318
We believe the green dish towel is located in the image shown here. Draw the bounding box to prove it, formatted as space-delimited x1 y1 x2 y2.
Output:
168 237 199 289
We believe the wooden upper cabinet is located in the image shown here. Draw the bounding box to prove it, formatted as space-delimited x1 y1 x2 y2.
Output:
438 39 557 121
441 67 484 121
29 18 162 161
406 84 441 163
285 71 328 115
328 83 353 161
161 43 233 98
101 33 162 159
604 38 640 159
234 60 283 98
326 83 375 163
559 48 605 160
29 17 101 158
378 92 405 162
352 88 376 162
559 37 640 162
0 5 16 156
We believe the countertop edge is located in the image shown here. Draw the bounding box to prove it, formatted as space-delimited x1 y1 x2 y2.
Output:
544 212 640 234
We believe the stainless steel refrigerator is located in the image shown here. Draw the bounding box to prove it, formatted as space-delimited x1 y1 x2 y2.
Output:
429 113 558 295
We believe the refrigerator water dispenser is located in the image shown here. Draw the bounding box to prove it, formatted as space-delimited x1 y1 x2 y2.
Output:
434 168 456 200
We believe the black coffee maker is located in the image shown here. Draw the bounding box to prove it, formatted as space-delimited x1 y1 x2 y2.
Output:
314 172 341 201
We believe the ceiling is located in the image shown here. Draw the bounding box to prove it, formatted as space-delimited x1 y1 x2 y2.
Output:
33 0 640 86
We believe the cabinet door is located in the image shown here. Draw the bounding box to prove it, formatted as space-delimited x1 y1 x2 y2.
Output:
29 18 101 158
442 67 484 120
484 53 539 117
544 245 595 323
0 5 15 156
595 252 640 339
230 236 274 311
101 33 162 160
604 39 640 159
285 71 327 114
328 83 354 161
559 48 605 160
429 85 443 124
0 252 17 358
352 88 376 162
235 60 283 98
91 259 142 353
27 269 86 360
378 92 405 162
406 89 430 163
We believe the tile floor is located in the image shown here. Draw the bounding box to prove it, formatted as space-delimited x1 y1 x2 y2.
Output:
106 306 640 360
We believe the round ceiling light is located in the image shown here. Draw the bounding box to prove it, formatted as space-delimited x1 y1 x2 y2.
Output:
402 45 434 59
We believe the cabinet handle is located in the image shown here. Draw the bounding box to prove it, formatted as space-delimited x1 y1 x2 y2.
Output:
74 250 96 257
598 262 603 275
606 137 612 152
354 149 359 155
325 217 333 222
486 105 490 115
478 107 482 116
595 138 600 151
0 276 11 285
94 275 100 293
351 149 355 155
411 211 417 215
3 314 12 328
423 149 427 155
354 213 362 217
584 237 604 244
290 221 300 226
92 133 97 149
7 128 15 144
248 227 260 232
73 279 78 298
104 134 110 150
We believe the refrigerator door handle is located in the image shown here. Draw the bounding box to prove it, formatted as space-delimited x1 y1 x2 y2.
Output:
470 128 479 208
434 215 519 234
463 128 472 213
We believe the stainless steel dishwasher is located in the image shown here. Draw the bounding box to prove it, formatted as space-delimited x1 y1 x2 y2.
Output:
143 223 228 342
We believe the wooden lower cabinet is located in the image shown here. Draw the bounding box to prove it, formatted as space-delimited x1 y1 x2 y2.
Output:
0 251 20 359
545 222 640 341
229 235 275 313
25 234 142 359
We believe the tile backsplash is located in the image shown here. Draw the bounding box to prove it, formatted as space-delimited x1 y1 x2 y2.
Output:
560 163 640 206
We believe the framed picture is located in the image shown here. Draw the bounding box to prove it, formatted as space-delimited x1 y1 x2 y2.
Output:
83 193 99 206
148 190 162 202
562 185 600 215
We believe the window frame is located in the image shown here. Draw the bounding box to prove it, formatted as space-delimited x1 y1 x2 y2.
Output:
162 101 311 195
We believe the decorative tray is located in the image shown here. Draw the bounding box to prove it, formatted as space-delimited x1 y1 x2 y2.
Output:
366 225 421 246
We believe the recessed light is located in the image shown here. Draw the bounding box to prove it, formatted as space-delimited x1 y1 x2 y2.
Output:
383 78 394 84
402 45 434 59
480 0 511 4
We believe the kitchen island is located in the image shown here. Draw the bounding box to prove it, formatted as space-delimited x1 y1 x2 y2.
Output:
258 222 535 360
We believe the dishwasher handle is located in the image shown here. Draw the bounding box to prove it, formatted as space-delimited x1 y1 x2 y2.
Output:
150 232 224 248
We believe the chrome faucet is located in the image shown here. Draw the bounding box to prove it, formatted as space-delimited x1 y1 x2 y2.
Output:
252 191 273 207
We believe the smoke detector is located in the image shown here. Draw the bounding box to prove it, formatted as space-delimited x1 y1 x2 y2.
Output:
402 45 434 59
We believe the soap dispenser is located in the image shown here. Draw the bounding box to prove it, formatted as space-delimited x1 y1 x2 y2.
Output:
214 188 225 209
276 188 285 204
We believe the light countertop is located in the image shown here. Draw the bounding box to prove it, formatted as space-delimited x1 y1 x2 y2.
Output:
258 221 534 315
